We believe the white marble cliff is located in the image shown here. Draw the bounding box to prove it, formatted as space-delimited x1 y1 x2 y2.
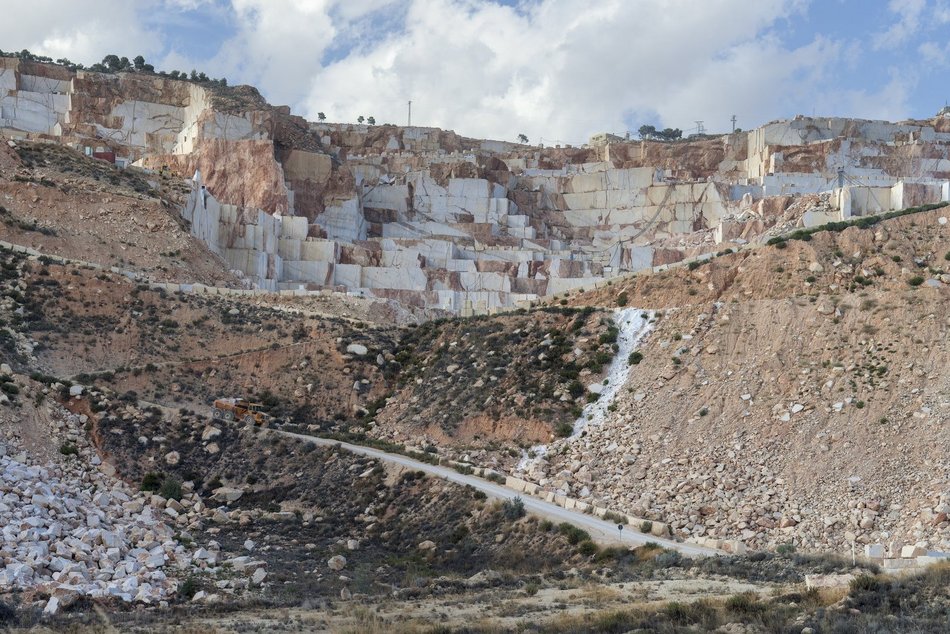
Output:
3 56 949 312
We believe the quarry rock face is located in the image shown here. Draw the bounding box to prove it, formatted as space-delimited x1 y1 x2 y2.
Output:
4 56 948 313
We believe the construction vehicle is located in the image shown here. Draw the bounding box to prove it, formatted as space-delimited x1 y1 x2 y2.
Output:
211 398 270 426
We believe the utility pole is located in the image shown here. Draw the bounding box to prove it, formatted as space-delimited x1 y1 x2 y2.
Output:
407 100 412 127
731 115 737 133
695 120 705 135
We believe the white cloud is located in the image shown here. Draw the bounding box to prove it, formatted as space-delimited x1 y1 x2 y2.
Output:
874 0 927 50
297 0 834 143
934 0 950 22
0 0 924 141
919 40 950 66
0 0 164 63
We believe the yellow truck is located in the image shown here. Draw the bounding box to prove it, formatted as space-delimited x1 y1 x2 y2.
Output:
211 398 269 426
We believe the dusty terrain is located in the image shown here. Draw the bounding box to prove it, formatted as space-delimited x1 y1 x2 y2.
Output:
0 141 241 286
516 207 950 553
1 66 950 629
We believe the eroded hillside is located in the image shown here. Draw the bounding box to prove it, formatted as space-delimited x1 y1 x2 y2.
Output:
509 207 950 553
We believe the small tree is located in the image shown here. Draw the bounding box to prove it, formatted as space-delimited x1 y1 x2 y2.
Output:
357 115 365 124
133 55 146 71
317 112 326 121
502 497 526 520
367 116 376 125
638 124 656 139
103 54 121 71
517 133 528 144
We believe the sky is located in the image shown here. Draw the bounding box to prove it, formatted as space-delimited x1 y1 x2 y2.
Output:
2 0 949 145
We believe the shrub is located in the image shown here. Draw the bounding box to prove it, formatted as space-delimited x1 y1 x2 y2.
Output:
59 442 78 456
776 543 796 556
687 261 700 271
502 497 526 520
699 407 708 417
850 573 886 593
160 476 183 501
907 276 925 286
558 522 591 545
577 540 598 556
179 575 200 599
616 292 628 307
555 422 573 437
0 600 15 625
640 521 653 534
665 601 717 626
141 472 163 492
628 350 643 365
725 593 763 615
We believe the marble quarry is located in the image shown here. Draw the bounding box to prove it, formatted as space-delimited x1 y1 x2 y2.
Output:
3 56 950 312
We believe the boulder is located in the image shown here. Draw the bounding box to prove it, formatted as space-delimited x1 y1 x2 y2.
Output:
201 426 222 441
327 555 347 571
164 451 180 466
346 343 368 356
211 487 244 503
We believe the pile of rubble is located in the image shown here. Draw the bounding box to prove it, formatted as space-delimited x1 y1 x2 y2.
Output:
0 404 266 615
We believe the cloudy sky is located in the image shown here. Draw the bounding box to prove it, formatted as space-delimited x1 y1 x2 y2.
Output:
2 0 949 144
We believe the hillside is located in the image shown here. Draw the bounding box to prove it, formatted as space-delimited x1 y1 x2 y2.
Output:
0 139 240 286
3 52 950 633
508 206 950 553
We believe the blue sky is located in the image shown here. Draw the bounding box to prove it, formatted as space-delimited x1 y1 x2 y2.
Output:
3 0 950 142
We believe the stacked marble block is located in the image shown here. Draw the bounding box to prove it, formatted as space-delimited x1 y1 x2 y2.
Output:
516 164 729 239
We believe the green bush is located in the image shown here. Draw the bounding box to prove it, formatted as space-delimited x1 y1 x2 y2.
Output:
178 574 200 599
907 276 925 286
628 350 643 365
558 522 591 545
502 497 526 521
160 476 183 501
59 442 78 456
577 540 598 556
850 573 886 593
640 520 653 534
555 422 574 437
141 472 163 492
616 292 628 307
724 592 763 614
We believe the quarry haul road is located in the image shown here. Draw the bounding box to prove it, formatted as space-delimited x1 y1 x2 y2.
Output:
135 399 717 556
273 429 718 558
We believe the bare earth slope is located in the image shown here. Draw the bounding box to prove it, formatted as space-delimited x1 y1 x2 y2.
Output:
0 141 240 286
522 208 950 552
